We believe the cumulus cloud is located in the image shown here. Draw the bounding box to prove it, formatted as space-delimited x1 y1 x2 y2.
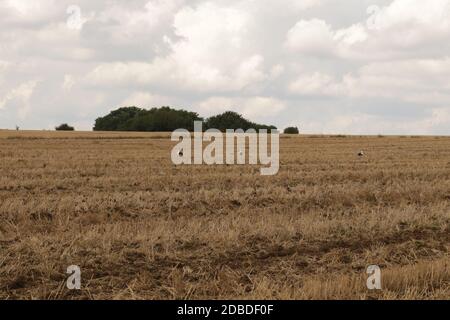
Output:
1 0 60 25
341 58 450 104
0 0 450 134
286 19 335 55
322 106 450 135
86 2 268 92
62 75 75 91
286 0 450 60
120 92 176 108
0 80 38 119
94 0 183 43
289 72 339 96
198 96 285 122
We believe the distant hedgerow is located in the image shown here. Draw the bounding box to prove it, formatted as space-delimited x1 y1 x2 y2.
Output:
55 123 75 131
284 127 299 134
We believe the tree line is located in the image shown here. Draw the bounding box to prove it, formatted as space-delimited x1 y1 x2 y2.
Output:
92 106 278 132
54 106 299 133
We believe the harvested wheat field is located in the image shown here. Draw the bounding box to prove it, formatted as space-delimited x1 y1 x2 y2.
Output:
0 130 449 300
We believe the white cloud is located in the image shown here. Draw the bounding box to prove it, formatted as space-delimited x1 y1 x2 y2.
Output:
86 2 268 92
322 106 450 135
198 96 285 121
341 58 450 103
2 0 59 23
286 0 450 60
368 0 450 31
1 0 450 134
0 60 10 85
285 19 334 55
0 80 38 119
334 24 368 49
167 1 268 90
289 72 338 96
85 60 171 87
0 60 10 70
288 57 450 106
270 64 285 78
120 92 175 108
96 0 183 43
62 75 75 91
292 0 322 11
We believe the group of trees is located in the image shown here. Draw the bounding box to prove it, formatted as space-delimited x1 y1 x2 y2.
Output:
203 111 277 132
284 126 299 134
55 123 74 131
56 106 300 134
93 107 202 132
92 107 281 132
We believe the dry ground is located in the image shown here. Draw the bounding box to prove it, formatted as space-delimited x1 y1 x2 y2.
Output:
0 130 449 300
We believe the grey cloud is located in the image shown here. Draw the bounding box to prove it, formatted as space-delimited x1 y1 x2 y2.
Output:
0 0 449 134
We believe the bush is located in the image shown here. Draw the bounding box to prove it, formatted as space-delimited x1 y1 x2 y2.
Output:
93 106 203 132
205 111 276 132
55 123 75 131
284 126 299 134
93 107 277 132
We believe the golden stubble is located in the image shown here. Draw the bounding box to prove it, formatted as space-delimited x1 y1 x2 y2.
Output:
0 130 449 299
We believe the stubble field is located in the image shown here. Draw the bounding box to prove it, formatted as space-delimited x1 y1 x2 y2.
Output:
0 130 449 300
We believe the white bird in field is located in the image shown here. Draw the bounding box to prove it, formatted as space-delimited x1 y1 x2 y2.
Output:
358 150 364 157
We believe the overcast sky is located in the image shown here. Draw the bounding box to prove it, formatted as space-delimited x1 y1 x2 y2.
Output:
1 0 450 134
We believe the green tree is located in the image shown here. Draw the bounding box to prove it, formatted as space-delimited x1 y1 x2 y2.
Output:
204 111 276 132
93 107 277 132
93 107 145 131
93 106 203 132
284 126 299 134
55 123 75 131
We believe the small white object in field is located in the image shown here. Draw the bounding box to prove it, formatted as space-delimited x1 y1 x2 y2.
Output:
358 151 364 157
